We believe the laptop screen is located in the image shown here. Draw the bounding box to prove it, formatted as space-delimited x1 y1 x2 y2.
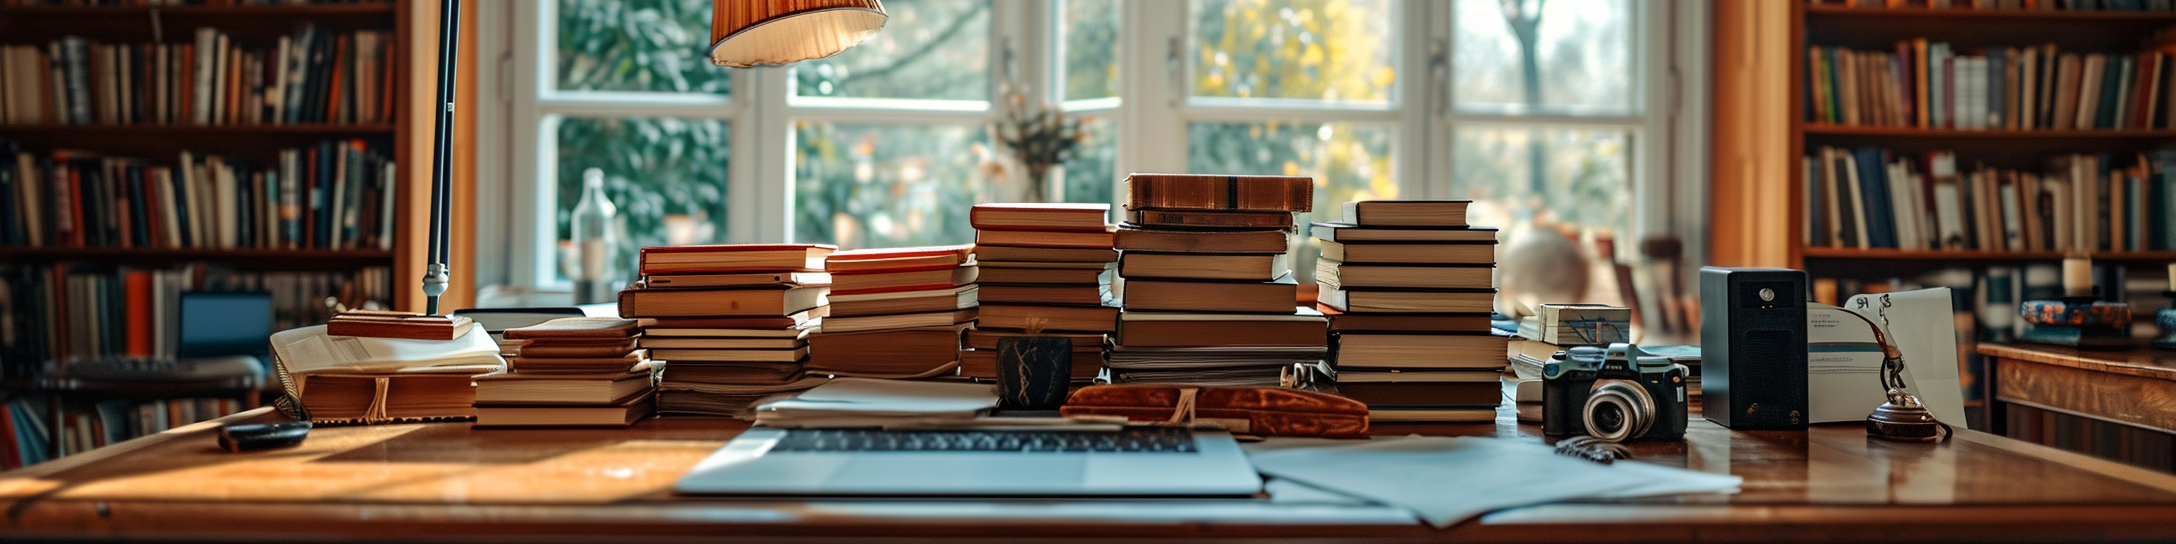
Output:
177 292 273 360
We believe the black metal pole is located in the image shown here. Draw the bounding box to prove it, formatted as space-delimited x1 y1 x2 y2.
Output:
422 0 460 315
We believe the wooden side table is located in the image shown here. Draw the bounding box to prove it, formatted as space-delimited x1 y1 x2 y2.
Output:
1977 343 2176 471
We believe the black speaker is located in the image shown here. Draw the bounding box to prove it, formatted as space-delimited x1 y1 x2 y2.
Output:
1699 267 1808 429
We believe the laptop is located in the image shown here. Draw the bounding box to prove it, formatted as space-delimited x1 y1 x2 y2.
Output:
673 426 1264 496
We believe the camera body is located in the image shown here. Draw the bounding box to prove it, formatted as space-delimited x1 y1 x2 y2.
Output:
1542 343 1690 441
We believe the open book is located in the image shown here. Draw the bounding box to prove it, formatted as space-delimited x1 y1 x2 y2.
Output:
269 324 506 424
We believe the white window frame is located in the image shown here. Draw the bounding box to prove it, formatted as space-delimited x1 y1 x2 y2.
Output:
474 0 1707 292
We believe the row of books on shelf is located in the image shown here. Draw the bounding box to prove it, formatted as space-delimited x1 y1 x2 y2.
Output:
0 262 392 369
1803 146 2176 251
0 25 394 126
1807 42 2176 131
1812 0 2176 10
0 396 246 470
0 138 398 250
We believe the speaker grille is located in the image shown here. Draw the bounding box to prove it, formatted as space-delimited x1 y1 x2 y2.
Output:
1741 329 1805 425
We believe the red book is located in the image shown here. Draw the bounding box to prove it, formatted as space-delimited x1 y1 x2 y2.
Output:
125 271 152 357
639 244 837 274
825 245 975 274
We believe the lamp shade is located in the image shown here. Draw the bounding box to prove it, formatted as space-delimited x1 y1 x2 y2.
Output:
710 0 888 68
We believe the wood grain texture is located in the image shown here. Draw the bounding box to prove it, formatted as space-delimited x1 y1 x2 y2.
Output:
1707 0 1798 269
1979 343 2176 382
1997 359 2176 434
9 398 2176 540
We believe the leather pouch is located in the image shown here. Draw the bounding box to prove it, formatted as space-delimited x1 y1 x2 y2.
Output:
1059 384 1369 439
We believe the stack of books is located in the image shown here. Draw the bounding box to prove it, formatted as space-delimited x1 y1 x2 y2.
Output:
1314 200 1505 423
474 317 658 427
961 203 1119 385
806 246 978 380
620 244 834 417
1109 174 1326 386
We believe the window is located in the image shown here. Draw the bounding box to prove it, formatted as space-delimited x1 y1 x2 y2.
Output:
477 0 1702 292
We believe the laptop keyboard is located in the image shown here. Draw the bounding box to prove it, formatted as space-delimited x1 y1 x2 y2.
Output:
771 427 1199 453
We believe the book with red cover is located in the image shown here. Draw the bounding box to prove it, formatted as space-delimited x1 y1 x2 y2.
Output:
828 266 979 295
970 203 1112 231
972 245 1119 263
1341 200 1472 228
1125 173 1314 212
639 244 836 274
1125 209 1294 230
618 285 827 317
825 245 975 274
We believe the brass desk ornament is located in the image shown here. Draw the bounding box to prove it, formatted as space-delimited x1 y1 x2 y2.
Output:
1844 295 1953 443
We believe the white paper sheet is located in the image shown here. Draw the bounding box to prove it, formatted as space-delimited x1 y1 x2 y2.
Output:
1808 303 1891 423
271 324 505 375
1846 288 1968 425
1243 436 1741 528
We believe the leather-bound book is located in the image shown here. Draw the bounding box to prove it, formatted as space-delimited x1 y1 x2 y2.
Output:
1125 173 1314 212
1125 209 1294 229
326 310 474 341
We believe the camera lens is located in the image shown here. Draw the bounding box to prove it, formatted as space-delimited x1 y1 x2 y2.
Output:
1584 380 1656 442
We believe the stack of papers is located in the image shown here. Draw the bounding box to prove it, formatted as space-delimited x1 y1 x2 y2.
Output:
1244 436 1743 527
752 378 999 428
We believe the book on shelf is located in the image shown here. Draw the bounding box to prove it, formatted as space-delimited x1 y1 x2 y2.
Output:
1806 39 2176 131
1124 173 1313 212
0 262 390 365
1804 145 2176 251
0 25 395 126
637 244 835 275
2 138 397 250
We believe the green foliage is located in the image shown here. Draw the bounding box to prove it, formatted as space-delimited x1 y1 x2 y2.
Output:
556 0 728 94
792 124 984 250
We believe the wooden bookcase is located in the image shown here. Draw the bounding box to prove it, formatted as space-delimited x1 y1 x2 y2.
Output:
1711 1 2176 277
0 0 475 312
0 0 477 467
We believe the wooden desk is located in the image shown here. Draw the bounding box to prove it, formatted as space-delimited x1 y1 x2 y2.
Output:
1977 343 2176 470
5 406 2176 541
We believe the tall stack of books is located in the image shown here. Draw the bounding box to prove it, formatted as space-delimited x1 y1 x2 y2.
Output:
621 244 834 417
962 203 1119 385
807 246 978 380
474 317 658 427
1313 200 1505 423
1109 174 1325 386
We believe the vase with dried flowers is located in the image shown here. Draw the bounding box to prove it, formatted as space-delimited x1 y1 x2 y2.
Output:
991 85 1086 203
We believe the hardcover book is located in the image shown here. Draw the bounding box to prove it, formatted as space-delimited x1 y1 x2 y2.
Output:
638 244 836 274
969 203 1112 231
1125 173 1314 212
1341 200 1472 228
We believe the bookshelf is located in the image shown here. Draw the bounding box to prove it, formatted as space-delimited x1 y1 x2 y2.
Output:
1712 1 2176 274
0 0 477 468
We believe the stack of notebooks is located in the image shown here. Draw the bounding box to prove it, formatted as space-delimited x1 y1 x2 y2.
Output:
1109 174 1327 386
620 244 834 417
807 245 978 380
1315 200 1506 423
961 203 1119 384
474 317 658 427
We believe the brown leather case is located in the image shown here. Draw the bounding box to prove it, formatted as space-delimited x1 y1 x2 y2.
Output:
1059 385 1369 439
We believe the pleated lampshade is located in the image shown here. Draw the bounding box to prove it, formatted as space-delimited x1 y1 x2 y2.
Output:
710 0 889 68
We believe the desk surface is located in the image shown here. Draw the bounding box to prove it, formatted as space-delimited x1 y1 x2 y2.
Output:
5 406 2176 541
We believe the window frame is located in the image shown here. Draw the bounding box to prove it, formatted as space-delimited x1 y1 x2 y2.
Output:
474 0 1707 293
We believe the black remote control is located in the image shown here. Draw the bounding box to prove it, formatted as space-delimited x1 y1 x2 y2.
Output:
217 421 312 452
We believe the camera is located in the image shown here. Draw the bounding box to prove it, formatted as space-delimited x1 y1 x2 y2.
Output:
1542 343 1689 441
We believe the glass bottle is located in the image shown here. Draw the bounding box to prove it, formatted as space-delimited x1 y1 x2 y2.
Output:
570 168 619 304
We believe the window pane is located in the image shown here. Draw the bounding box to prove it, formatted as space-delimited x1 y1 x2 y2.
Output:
1452 0 1635 114
1188 121 1396 281
1190 0 1396 104
1061 0 1121 102
794 123 985 249
554 117 731 284
556 0 729 95
1450 126 1631 232
793 0 991 101
1060 115 1118 207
